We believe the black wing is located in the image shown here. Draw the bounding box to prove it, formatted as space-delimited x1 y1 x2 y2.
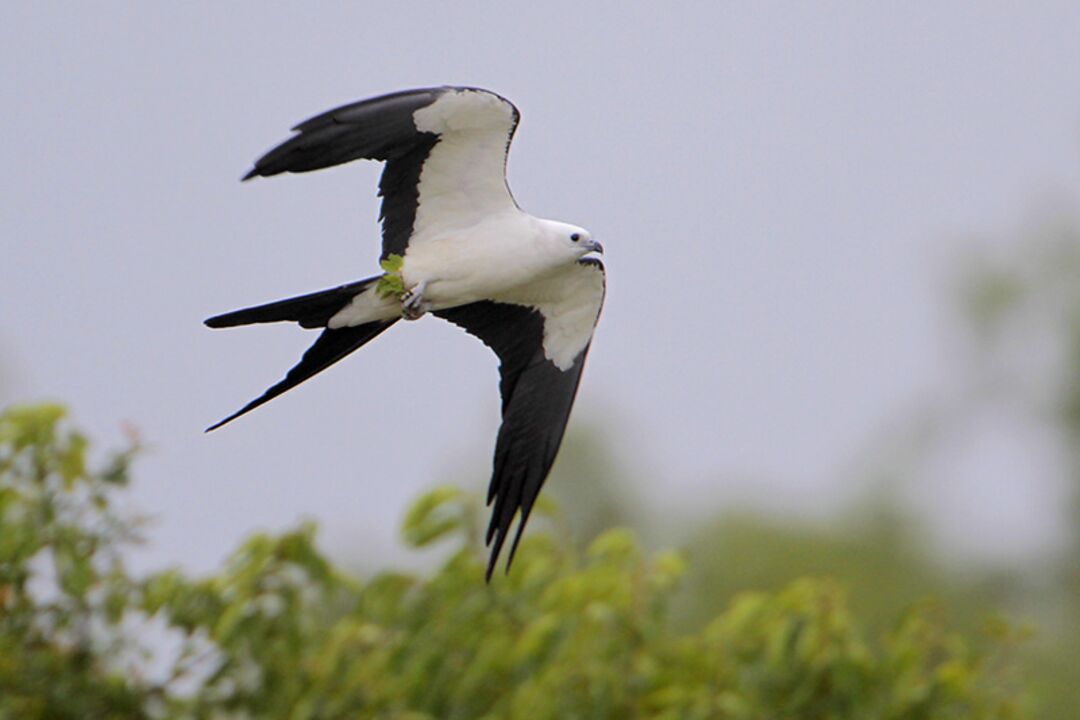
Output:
241 86 520 259
436 302 589 579
435 259 605 579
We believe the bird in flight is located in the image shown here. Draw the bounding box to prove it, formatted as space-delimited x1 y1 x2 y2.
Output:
206 87 605 578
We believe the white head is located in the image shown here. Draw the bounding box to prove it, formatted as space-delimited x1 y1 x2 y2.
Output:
538 219 604 259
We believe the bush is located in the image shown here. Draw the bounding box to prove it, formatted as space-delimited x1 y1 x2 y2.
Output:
0 405 1028 718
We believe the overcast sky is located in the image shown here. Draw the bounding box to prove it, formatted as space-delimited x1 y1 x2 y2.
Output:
3 3 1079 574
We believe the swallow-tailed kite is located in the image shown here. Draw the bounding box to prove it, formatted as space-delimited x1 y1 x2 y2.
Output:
206 87 605 578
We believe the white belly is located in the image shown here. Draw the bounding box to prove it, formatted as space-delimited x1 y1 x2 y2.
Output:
328 210 569 329
401 211 560 309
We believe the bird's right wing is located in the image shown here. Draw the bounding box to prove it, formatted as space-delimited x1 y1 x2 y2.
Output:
435 259 606 578
242 86 521 260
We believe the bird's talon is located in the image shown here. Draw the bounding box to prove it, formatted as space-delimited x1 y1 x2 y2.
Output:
401 303 427 320
400 283 429 320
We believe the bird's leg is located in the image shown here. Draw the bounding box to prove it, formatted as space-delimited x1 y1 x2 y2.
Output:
400 280 430 321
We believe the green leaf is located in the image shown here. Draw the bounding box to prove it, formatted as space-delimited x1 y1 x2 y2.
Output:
379 254 405 273
376 254 407 299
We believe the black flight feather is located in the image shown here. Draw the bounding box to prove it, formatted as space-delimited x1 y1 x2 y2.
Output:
435 301 589 580
240 88 446 260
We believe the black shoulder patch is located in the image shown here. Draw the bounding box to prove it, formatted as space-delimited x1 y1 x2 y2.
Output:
377 134 439 260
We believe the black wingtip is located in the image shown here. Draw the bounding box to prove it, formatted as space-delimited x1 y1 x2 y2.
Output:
483 551 507 584
484 522 512 583
241 167 259 181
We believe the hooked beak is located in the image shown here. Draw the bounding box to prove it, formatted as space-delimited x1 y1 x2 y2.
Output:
587 239 604 255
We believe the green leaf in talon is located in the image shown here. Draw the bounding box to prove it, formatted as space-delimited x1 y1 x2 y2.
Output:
376 254 406 299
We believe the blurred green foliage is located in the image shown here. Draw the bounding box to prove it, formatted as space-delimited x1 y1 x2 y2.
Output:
0 404 1029 719
676 508 1020 638
955 219 1080 720
0 404 145 718
663 218 1080 720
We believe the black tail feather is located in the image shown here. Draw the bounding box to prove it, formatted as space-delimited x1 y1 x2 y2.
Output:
206 319 396 431
205 276 379 329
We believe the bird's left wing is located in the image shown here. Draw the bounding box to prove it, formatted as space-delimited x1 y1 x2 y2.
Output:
435 259 605 579
241 86 521 259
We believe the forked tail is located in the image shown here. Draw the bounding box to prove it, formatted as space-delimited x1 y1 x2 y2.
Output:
205 275 396 430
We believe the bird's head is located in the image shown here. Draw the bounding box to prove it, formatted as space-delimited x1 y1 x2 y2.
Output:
540 219 604 259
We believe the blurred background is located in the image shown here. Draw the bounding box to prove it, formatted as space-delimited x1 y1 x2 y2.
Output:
3 3 1080 714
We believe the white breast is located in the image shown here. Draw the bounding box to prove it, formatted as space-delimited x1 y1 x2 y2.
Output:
402 211 564 308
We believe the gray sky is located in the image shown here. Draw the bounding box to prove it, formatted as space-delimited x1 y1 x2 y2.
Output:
3 3 1079 574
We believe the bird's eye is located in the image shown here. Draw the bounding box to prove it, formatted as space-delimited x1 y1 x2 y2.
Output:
570 233 581 242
